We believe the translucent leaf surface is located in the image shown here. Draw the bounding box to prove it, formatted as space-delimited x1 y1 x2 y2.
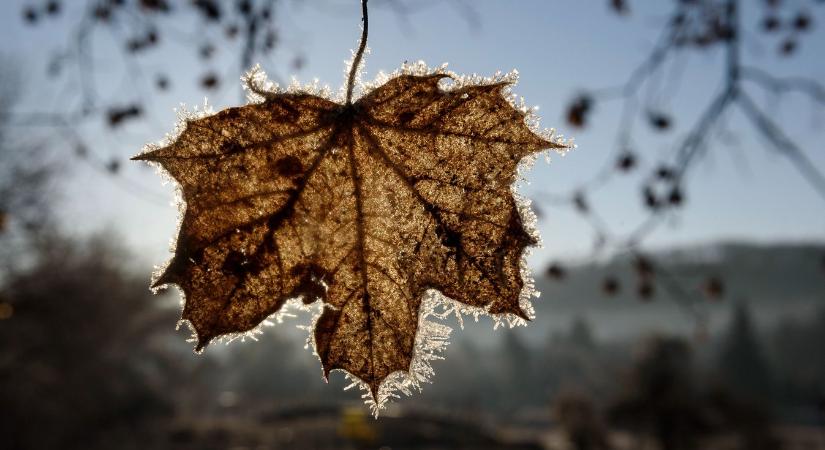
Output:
135 63 569 405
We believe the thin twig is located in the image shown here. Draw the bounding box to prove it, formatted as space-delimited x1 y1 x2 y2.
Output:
736 92 825 201
740 67 825 104
672 87 736 182
346 0 369 105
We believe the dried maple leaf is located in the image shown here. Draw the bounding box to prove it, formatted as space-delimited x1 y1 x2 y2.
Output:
134 2 570 412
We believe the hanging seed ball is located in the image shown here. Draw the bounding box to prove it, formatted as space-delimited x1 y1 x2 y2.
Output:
546 263 566 280
602 277 620 296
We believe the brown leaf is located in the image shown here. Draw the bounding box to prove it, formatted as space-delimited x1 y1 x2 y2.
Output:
107 104 143 127
648 111 672 131
191 0 220 21
155 74 170 91
546 262 566 280
616 151 636 172
135 67 566 400
634 255 654 278
140 0 170 13
779 38 797 56
200 72 220 90
793 13 811 32
702 276 724 300
602 276 620 296
22 6 38 24
762 15 781 32
667 186 684 206
46 1 60 16
566 95 592 128
637 280 654 300
0 209 8 234
609 0 629 15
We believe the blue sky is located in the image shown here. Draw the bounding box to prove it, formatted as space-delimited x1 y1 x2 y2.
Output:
3 0 824 270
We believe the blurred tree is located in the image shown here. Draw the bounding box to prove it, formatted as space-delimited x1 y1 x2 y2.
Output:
0 60 55 272
607 336 709 450
567 316 596 352
222 330 318 403
552 389 611 450
768 306 825 422
0 232 182 449
715 302 774 404
499 328 535 408
535 316 616 415
704 383 780 450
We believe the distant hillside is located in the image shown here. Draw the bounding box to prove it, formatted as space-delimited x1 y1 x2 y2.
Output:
452 241 825 346
535 241 825 310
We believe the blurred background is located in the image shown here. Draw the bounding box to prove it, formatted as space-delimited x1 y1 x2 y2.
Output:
1 0 824 449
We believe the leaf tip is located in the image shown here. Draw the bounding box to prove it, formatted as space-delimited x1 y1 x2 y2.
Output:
194 335 211 353
150 266 179 289
131 148 166 162
367 381 381 405
514 306 532 322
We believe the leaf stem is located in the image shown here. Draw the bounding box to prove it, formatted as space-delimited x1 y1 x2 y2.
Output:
346 0 368 105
